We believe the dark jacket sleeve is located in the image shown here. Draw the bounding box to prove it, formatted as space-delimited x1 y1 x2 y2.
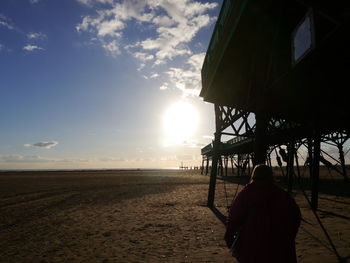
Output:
224 187 250 248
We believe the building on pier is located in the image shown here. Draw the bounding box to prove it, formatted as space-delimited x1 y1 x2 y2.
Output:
200 0 350 210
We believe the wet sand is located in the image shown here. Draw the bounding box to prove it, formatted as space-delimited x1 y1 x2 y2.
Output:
0 169 349 262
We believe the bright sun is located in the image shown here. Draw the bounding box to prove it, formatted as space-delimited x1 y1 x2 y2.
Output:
163 101 199 146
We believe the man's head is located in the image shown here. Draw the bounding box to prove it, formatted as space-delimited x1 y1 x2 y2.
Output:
251 164 273 182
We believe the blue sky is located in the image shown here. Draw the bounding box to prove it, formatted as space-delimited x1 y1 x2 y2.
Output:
0 0 221 169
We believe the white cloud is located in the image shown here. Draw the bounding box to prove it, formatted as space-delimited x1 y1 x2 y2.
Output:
187 52 206 71
102 40 120 56
159 82 169 90
164 52 206 96
76 0 218 96
29 0 40 4
133 52 154 61
0 21 14 30
150 73 159 78
27 32 46 39
24 141 58 149
76 0 114 7
76 16 92 32
137 63 146 71
76 0 92 5
152 15 175 27
138 13 212 63
76 0 217 64
136 1 216 64
77 15 124 37
182 139 206 148
56 158 91 163
0 43 4 51
0 15 15 30
98 19 125 37
23 45 44 51
99 157 126 162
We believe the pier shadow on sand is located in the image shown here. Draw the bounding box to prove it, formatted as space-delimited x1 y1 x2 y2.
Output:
216 174 350 198
209 205 227 225
212 174 350 225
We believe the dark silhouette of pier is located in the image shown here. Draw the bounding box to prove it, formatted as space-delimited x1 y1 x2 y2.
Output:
199 1 350 261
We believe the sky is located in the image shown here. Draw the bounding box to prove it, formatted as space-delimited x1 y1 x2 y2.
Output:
0 0 222 170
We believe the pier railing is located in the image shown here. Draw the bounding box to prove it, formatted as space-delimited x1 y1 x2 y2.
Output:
201 143 213 155
201 136 253 155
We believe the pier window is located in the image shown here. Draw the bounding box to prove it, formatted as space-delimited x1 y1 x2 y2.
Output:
292 9 315 64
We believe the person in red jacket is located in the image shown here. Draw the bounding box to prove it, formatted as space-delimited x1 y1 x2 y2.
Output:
224 164 301 263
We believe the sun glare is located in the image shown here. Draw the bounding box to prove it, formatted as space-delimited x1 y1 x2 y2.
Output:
163 101 199 146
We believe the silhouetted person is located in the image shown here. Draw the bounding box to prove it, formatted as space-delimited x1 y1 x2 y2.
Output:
224 164 301 263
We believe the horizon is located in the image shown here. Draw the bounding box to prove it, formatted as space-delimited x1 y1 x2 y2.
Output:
1 163 348 173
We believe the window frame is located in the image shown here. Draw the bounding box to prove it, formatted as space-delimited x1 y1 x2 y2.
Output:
291 8 316 66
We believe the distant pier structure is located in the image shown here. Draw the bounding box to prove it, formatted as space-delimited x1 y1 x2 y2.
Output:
179 162 201 170
200 0 350 211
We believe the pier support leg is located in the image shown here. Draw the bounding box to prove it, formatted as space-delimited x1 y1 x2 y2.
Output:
247 154 251 176
287 141 295 194
339 145 349 183
237 155 241 177
208 105 221 207
208 137 220 207
205 157 209 175
201 157 204 175
218 156 223 176
311 133 321 210
253 113 268 166
231 156 234 176
267 152 272 168
307 138 313 176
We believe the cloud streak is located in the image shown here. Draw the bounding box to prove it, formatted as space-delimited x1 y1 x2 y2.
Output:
0 155 50 163
27 32 46 39
24 141 59 149
0 15 15 30
23 44 44 51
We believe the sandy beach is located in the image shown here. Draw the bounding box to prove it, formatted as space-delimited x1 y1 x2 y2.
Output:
0 169 349 262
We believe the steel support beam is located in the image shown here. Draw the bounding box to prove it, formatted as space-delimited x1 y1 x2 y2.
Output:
208 105 222 207
311 132 321 210
287 141 295 194
339 145 349 182
253 113 268 166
